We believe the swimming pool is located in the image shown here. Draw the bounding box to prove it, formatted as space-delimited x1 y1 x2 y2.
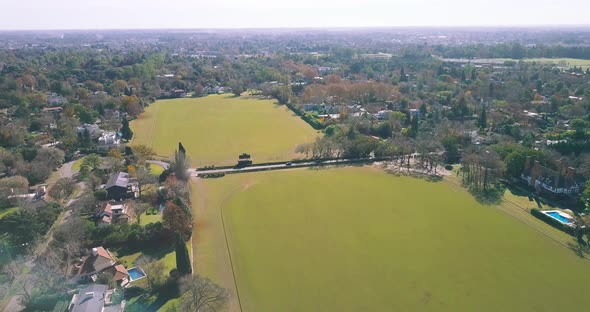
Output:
543 210 573 225
128 267 146 281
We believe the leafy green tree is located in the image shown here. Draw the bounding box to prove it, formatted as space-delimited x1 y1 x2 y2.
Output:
82 154 101 170
175 232 192 275
441 136 460 163
96 272 116 288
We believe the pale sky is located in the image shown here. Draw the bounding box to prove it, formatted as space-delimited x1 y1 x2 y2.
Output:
0 0 588 30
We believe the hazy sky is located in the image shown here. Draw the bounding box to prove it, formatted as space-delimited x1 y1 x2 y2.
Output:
1 0 589 30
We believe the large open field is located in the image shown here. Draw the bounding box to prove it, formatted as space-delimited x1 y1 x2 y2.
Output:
444 57 590 69
192 167 590 312
130 95 319 166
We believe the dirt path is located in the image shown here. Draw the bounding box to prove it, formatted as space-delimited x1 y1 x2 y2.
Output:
191 177 242 312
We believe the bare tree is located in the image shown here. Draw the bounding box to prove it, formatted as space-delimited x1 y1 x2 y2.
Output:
179 275 229 312
136 256 166 291
135 166 157 197
70 189 97 215
2 259 34 303
48 177 76 201
52 215 88 277
33 249 69 295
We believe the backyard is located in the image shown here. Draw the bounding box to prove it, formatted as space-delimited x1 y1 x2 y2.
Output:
192 167 590 312
130 95 320 167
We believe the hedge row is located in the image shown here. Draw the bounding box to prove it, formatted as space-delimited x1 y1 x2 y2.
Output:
198 172 225 178
89 221 172 248
530 208 575 236
285 102 325 130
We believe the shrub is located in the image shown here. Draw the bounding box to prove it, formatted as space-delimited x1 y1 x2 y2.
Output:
94 189 107 201
444 164 453 170
89 221 171 248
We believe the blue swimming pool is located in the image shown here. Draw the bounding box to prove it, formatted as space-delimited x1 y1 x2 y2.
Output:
128 267 146 281
545 211 572 224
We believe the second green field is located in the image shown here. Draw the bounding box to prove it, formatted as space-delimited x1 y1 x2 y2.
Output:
130 95 319 166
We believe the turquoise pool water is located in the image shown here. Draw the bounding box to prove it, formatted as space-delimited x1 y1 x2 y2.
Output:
128 267 146 281
546 211 572 224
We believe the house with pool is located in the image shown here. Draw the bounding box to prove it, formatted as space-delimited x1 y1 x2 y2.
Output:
74 246 145 287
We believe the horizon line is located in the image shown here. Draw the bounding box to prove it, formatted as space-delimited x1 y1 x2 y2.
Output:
2 24 590 32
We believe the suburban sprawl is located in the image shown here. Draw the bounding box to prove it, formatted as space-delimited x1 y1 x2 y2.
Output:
0 27 590 311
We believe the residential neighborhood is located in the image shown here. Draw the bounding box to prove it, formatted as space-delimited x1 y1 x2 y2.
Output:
1 9 590 312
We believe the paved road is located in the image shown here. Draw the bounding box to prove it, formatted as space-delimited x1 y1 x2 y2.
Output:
191 158 373 176
58 160 76 178
147 160 171 170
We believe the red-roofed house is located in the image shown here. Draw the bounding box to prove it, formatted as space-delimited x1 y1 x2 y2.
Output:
107 264 130 284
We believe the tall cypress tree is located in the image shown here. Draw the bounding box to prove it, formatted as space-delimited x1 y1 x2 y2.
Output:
178 142 186 157
175 232 192 275
478 106 487 129
121 118 133 140
400 66 408 82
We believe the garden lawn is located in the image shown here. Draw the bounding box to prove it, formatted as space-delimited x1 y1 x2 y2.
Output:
0 207 17 220
139 211 162 226
193 167 590 312
71 157 85 171
130 95 319 167
116 242 192 312
149 163 165 176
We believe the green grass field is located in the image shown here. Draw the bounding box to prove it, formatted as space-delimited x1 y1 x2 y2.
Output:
193 167 590 312
130 95 319 167
470 57 590 69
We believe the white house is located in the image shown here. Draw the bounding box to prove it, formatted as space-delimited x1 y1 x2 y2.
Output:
98 131 120 146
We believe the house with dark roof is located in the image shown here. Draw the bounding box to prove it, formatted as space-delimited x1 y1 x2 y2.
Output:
77 247 117 279
171 88 187 98
76 124 102 138
105 172 139 200
522 156 581 195
68 284 121 312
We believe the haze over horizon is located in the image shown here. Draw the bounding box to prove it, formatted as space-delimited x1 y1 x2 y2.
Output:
1 0 590 31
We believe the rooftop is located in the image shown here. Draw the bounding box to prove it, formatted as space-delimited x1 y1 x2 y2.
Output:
105 172 130 189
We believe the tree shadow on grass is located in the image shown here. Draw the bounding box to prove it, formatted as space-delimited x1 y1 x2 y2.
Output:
112 243 174 263
468 184 506 205
125 290 179 312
